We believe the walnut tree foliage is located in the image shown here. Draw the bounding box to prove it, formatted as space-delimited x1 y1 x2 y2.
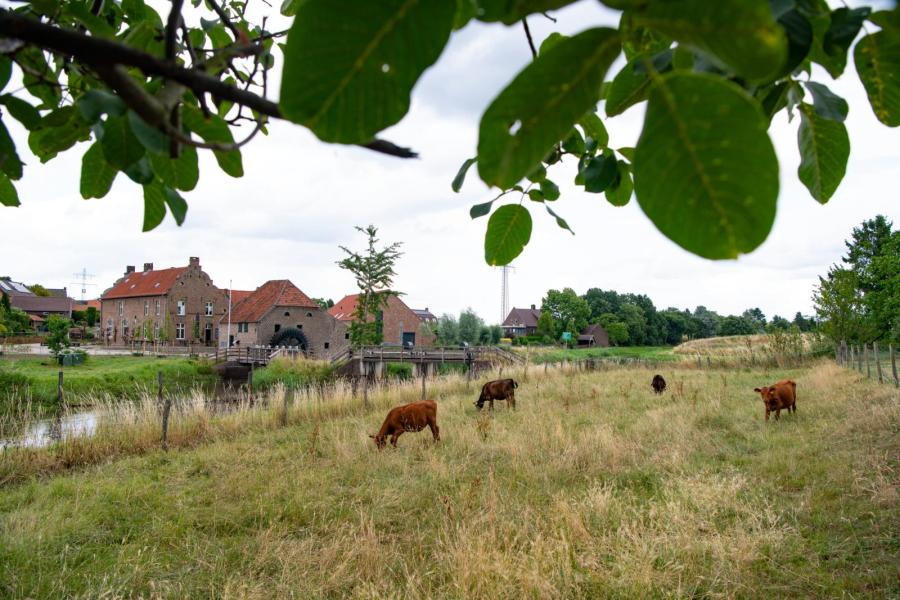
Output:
0 0 896 261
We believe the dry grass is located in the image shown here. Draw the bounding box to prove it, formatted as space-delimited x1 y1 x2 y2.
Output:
0 361 897 598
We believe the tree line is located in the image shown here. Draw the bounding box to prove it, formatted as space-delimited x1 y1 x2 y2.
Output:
529 287 815 347
814 215 898 344
432 310 503 347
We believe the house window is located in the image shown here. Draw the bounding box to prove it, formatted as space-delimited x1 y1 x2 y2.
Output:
155 299 160 316
324 342 330 349
296 324 303 330
205 301 213 316
345 332 350 340
117 301 123 316
153 322 159 339
274 324 281 332
144 300 149 316
306 312 313 318
122 318 128 333
238 322 248 333
284 311 290 317
176 323 185 340
177 299 185 316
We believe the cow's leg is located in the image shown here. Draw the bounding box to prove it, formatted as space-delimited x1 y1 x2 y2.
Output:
489 398 495 411
792 401 797 414
775 408 781 420
391 431 401 447
509 391 516 410
428 419 440 442
765 408 770 422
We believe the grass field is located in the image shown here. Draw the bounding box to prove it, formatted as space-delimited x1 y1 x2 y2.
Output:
0 355 215 407
0 360 897 598
522 345 676 364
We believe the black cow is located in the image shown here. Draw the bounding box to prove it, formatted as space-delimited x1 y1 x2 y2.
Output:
475 378 518 410
651 374 666 394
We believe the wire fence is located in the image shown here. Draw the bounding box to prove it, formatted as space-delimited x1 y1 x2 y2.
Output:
835 340 899 387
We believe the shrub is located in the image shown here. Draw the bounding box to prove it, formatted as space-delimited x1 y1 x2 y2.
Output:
252 357 335 390
385 363 413 380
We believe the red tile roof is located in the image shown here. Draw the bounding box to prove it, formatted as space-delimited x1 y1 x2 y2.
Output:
226 280 316 323
228 290 253 305
102 267 186 299
328 294 360 321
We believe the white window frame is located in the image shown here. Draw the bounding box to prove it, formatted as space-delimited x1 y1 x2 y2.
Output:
177 299 186 316
155 299 161 316
175 323 185 340
144 300 149 316
117 301 124 316
205 301 213 316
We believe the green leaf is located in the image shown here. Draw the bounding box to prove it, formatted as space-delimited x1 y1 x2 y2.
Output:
0 121 22 180
149 146 199 192
581 153 618 193
77 89 126 124
562 128 585 155
803 81 848 122
526 164 546 183
182 105 244 176
797 103 849 204
545 205 573 234
280 0 456 144
28 107 91 163
633 73 778 259
188 28 206 49
776 9 813 77
478 28 620 188
453 0 477 29
617 147 635 161
869 10 900 35
605 160 633 206
101 115 145 170
142 182 167 231
80 142 118 199
452 157 477 192
634 0 787 81
824 7 870 57
578 112 608 146
538 32 568 55
0 95 42 130
127 111 169 153
0 57 12 92
619 10 672 61
484 204 532 266
759 81 791 120
0 173 19 207
64 1 116 37
475 0 580 24
606 57 652 117
163 188 188 226
281 0 306 17
527 188 544 202
540 178 560 200
124 156 155 184
470 199 494 219
854 31 900 127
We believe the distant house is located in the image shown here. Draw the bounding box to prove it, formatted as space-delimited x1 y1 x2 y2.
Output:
412 307 437 325
329 293 436 346
501 305 541 338
578 324 610 347
0 277 73 329
218 280 347 358
100 258 227 345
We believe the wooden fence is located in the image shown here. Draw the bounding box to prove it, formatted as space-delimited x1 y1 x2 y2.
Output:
836 340 899 387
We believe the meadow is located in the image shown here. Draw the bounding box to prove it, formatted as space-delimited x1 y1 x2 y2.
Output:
521 345 677 364
0 359 897 598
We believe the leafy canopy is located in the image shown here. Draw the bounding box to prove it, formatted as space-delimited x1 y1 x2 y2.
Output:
0 0 896 263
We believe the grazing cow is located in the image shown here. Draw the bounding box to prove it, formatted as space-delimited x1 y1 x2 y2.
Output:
475 378 518 410
651 374 667 394
370 400 440 449
753 379 797 421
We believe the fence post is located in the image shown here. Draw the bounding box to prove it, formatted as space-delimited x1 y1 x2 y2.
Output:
363 365 369 408
421 365 426 400
857 344 863 372
890 344 898 388
849 344 855 370
57 370 64 405
159 371 171 451
874 342 883 384
865 344 871 379
281 385 291 426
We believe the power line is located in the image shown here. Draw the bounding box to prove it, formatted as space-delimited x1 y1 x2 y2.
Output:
70 267 96 301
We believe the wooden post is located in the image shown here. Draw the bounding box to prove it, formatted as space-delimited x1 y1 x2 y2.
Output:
857 344 863 372
363 365 369 408
706 356 711 369
874 342 883 384
865 344 871 379
57 370 64 405
697 356 702 369
890 344 898 388
421 365 426 400
849 344 855 370
281 386 291 426
160 371 171 451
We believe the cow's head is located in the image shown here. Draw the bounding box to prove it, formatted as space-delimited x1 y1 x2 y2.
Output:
474 390 486 410
753 386 778 408
368 433 387 449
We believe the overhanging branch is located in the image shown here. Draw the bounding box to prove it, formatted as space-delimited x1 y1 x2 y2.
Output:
0 10 418 158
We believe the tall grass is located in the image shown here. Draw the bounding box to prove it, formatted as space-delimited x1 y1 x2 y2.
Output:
0 360 897 597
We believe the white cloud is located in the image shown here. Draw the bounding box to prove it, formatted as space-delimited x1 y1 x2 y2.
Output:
1 1 897 326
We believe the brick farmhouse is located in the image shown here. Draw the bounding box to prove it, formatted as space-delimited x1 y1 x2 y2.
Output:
329 293 436 346
218 280 348 358
100 258 227 345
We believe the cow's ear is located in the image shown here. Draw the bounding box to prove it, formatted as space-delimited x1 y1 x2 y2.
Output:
368 434 375 438
753 388 761 392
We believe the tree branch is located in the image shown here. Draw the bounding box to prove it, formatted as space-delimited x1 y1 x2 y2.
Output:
165 0 185 62
522 18 537 59
0 10 418 159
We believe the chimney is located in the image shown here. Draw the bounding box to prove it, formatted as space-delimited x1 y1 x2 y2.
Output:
189 257 200 267
531 304 536 310
143 262 153 272
125 265 135 275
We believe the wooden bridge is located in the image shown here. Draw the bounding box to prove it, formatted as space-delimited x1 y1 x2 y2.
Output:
213 344 525 372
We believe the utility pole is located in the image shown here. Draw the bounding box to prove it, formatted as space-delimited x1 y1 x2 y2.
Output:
226 279 232 348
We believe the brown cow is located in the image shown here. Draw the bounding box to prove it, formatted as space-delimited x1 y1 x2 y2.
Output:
370 400 440 449
753 379 797 421
475 378 518 410
651 374 666 394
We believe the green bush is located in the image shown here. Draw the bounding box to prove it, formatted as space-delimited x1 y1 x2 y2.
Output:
0 371 29 395
385 363 413 380
251 357 335 390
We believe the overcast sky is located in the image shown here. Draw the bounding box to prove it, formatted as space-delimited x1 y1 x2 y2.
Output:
2 1 897 324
